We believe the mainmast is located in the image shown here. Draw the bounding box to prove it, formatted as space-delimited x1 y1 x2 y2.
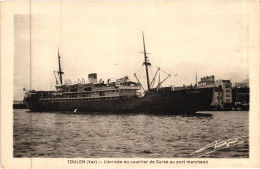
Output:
195 72 198 87
142 31 151 91
57 48 64 85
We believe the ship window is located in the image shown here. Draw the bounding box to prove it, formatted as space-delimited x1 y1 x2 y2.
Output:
226 94 230 97
218 85 222 90
225 84 230 88
226 99 231 103
84 87 91 91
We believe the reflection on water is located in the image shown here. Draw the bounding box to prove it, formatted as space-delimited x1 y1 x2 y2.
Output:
13 110 249 158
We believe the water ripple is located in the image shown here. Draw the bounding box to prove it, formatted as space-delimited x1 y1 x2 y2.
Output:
14 110 249 158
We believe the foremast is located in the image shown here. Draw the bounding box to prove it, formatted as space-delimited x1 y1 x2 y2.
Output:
135 31 171 92
57 48 64 85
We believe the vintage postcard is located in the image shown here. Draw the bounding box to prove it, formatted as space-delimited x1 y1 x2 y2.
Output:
1 1 259 168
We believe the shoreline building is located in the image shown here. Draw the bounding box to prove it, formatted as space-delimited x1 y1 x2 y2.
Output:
215 80 232 109
232 79 249 110
197 76 232 110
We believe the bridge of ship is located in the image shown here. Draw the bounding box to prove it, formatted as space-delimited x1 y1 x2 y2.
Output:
39 83 142 103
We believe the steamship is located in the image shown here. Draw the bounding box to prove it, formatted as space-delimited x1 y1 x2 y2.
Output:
24 33 214 114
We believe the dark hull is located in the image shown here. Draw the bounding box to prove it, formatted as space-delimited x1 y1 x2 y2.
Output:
24 88 213 114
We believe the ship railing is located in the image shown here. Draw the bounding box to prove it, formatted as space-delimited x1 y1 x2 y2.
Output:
39 95 122 101
45 92 120 98
45 88 139 96
50 88 120 94
40 88 141 99
39 95 140 103
117 86 141 90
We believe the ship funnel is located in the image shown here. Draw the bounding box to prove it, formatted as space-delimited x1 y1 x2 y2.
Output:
88 73 97 83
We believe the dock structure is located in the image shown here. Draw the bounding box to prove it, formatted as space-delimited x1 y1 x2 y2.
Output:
13 100 27 109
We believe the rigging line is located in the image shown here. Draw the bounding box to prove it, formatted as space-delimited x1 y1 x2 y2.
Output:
135 65 142 78
164 69 193 83
160 69 170 75
134 64 144 75
156 74 171 89
149 61 168 73
141 66 145 85
148 54 172 68
149 59 171 71
149 66 154 88
152 63 171 75
149 63 188 84
149 66 154 77
147 56 170 70
142 66 147 89
134 73 145 91
135 66 143 83
176 74 194 84
148 58 181 81
150 67 160 88
150 65 173 87
137 64 143 72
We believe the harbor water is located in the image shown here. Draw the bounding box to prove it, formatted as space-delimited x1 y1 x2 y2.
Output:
13 110 249 158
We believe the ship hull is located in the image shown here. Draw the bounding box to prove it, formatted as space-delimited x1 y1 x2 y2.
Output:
24 88 213 114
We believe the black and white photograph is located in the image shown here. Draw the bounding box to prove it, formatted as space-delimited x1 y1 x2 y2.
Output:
1 1 260 168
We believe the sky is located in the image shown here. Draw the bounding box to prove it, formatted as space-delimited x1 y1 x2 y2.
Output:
14 1 251 100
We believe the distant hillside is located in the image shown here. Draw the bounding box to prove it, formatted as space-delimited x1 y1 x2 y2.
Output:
235 79 249 87
240 79 249 84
